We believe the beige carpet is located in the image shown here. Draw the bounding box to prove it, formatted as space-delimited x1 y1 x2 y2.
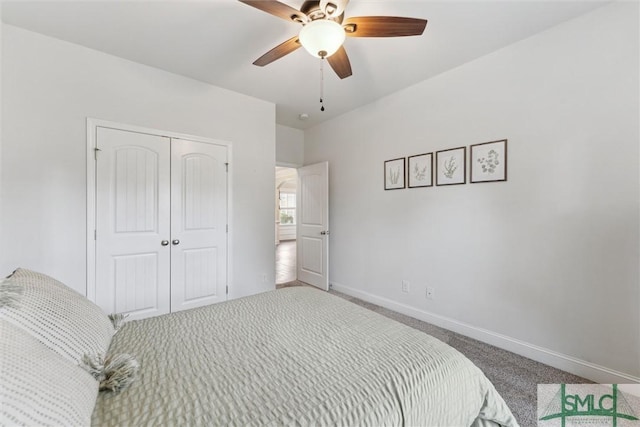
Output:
276 280 589 427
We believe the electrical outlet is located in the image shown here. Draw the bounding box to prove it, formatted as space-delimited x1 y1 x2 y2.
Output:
402 280 410 293
426 287 434 300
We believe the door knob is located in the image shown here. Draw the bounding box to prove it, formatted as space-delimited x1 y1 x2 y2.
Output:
172 239 180 245
161 240 169 246
320 230 330 235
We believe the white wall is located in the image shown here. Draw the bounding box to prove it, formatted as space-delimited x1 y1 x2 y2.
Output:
1 25 276 298
0 14 3 253
276 124 304 167
305 2 639 381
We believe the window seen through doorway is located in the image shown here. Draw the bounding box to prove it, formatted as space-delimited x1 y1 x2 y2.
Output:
279 192 296 225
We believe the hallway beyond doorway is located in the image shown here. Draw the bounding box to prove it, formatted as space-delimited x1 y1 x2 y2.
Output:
276 240 296 284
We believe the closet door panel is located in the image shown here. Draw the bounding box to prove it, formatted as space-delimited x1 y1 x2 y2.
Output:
95 127 171 320
170 138 228 312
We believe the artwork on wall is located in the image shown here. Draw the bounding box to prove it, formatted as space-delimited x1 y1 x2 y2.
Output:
407 153 433 188
384 157 406 190
470 139 507 183
435 147 466 186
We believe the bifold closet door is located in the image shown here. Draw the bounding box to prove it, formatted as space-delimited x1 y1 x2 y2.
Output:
170 139 228 312
95 127 171 320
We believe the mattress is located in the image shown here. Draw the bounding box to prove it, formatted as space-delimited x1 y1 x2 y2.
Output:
92 287 518 426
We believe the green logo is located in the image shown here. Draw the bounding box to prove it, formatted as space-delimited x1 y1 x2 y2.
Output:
539 384 638 427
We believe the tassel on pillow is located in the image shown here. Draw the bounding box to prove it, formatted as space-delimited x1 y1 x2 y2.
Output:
81 353 140 393
0 278 24 308
108 313 129 332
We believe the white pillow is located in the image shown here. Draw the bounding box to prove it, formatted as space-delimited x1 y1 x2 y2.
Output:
0 320 99 426
0 268 114 363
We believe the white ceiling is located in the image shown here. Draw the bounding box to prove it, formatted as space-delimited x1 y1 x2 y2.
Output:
1 0 607 130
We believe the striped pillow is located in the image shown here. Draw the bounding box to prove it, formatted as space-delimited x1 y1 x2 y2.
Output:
0 320 99 426
0 268 114 363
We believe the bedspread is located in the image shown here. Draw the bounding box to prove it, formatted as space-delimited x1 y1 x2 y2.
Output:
92 287 518 426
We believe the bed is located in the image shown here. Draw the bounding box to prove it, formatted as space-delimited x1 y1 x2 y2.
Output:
1 269 519 427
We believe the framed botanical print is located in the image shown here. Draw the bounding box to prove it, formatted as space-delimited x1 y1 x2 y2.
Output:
435 147 466 186
407 153 433 188
470 139 507 183
384 157 405 190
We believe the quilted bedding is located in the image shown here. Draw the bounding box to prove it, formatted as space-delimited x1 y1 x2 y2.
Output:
92 287 518 426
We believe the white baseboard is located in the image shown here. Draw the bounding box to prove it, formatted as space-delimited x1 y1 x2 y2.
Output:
330 281 640 384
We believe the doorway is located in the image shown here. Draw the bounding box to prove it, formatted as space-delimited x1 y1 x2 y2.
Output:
275 167 298 284
274 162 329 290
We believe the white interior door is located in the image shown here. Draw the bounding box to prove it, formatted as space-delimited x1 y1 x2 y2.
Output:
95 127 171 320
296 162 329 290
170 139 228 312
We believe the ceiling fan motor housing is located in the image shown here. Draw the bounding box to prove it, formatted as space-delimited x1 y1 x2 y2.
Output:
300 0 344 23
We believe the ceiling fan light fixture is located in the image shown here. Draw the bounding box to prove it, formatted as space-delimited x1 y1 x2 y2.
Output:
299 19 345 58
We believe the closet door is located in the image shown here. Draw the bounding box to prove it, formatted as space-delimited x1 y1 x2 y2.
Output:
170 139 228 312
95 127 171 320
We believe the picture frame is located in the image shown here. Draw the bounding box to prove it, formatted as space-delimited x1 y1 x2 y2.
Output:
470 139 507 183
435 147 466 186
407 153 433 188
384 157 406 190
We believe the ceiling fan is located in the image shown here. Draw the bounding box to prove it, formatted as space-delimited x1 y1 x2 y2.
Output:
239 0 428 79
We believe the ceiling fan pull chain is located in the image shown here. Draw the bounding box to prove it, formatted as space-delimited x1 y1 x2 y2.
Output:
320 57 325 112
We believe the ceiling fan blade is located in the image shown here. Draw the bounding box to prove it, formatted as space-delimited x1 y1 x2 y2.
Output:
253 35 302 66
327 46 352 79
320 0 349 18
344 16 427 37
239 0 307 23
